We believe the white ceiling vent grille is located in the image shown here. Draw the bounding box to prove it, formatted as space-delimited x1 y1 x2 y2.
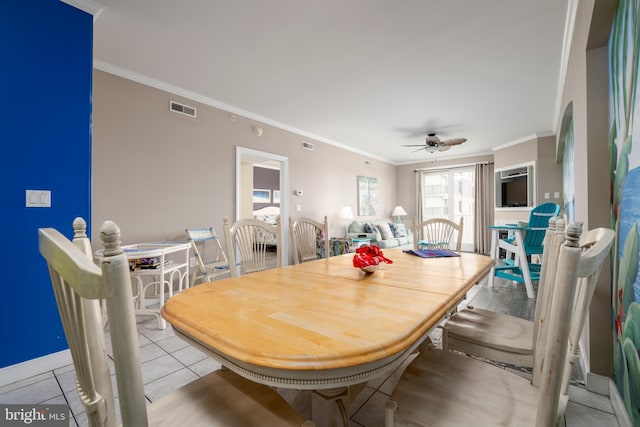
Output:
169 100 197 118
301 141 315 151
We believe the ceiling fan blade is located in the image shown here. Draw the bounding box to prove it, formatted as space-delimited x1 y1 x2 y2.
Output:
402 144 429 147
441 138 467 146
412 147 426 153
438 145 451 152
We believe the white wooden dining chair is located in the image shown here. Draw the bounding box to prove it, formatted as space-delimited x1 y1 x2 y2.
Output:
412 217 464 251
39 218 310 427
385 222 613 426
289 216 330 264
442 220 614 388
186 227 230 284
223 216 282 276
441 217 565 371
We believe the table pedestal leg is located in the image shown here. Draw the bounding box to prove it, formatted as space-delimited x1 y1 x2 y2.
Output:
312 387 349 427
311 383 367 427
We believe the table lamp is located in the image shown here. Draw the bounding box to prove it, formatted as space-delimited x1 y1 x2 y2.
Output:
339 206 353 236
392 206 407 224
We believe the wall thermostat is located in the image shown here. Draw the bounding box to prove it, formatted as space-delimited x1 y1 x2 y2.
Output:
295 189 303 196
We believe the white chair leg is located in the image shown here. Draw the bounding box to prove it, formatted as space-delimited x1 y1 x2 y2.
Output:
488 229 498 288
385 401 397 427
514 231 535 298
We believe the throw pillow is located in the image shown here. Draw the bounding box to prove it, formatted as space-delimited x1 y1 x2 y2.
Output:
377 222 394 240
365 223 382 241
351 221 366 233
395 223 408 237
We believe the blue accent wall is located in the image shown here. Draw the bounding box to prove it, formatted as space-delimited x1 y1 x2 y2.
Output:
0 0 92 368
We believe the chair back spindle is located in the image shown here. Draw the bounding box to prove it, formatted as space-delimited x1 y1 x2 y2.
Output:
531 216 565 385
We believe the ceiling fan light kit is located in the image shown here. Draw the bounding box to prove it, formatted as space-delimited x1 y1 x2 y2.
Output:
402 132 467 154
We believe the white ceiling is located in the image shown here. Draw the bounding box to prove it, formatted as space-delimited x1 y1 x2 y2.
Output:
91 0 570 165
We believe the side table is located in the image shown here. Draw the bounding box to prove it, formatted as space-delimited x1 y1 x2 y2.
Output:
96 241 190 329
350 237 372 249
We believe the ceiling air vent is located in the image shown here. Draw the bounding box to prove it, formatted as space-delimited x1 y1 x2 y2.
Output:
169 100 197 118
301 141 315 151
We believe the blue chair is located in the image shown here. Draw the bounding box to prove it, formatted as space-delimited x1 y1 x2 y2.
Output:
488 202 560 298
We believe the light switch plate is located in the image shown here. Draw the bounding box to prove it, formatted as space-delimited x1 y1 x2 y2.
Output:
26 190 51 207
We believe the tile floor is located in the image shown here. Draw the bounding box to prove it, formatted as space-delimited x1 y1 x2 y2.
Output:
0 277 624 426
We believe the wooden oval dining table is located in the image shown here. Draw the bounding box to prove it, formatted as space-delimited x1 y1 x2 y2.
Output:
162 248 493 426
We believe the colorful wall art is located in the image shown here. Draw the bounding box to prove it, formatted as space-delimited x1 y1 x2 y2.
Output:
609 0 640 422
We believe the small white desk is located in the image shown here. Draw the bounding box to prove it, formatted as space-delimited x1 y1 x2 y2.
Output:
97 241 190 329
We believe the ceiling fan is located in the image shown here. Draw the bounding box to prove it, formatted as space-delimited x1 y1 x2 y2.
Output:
402 133 467 154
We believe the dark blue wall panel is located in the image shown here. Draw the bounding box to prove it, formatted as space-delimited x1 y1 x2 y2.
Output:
0 0 92 368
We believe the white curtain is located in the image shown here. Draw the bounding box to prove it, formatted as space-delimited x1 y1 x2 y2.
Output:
474 162 494 254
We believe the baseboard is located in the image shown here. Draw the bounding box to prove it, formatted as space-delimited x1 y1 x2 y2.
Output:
0 350 72 387
580 355 632 426
609 378 632 427
580 347 611 395
586 371 611 395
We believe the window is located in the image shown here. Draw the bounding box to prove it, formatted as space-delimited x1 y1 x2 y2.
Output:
420 167 474 251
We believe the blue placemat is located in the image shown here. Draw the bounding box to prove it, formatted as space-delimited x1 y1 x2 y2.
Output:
403 249 460 258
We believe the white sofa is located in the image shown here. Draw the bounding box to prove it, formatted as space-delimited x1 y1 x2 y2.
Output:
346 220 412 249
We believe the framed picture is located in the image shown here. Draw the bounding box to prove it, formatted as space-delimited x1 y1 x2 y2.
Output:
252 189 271 203
273 190 280 204
357 176 378 216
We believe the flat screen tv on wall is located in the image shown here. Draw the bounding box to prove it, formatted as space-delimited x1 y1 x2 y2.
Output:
495 163 535 208
501 176 528 207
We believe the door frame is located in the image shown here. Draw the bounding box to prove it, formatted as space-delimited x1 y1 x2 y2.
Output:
236 146 289 265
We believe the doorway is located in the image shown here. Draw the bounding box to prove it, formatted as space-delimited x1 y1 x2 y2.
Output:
235 146 289 265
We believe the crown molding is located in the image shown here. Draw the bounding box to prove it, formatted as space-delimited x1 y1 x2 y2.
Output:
553 0 578 133
491 134 539 151
94 60 391 164
61 0 103 17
